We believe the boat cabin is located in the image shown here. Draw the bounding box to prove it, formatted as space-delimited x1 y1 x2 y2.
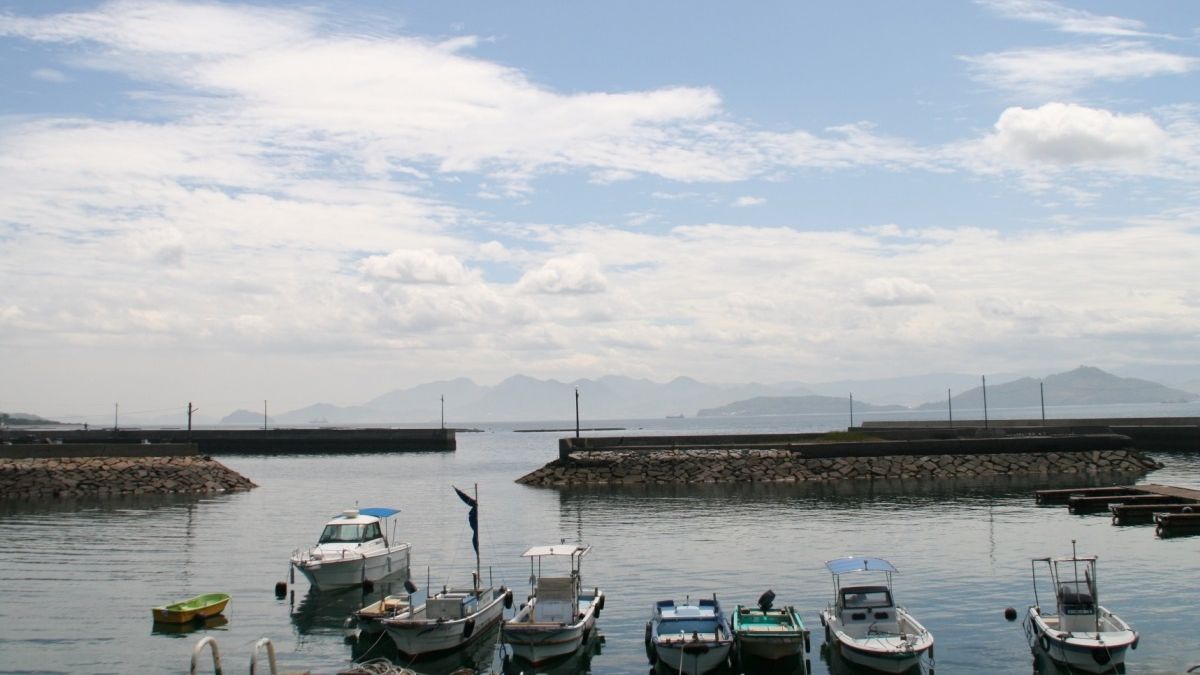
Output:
838 585 899 633
316 508 396 547
656 599 724 639
427 592 480 620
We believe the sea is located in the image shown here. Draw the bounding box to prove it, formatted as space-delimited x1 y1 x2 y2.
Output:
1 402 1198 675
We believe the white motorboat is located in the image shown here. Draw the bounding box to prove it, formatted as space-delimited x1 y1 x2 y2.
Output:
502 543 604 666
382 485 513 658
1024 542 1139 673
290 507 410 590
645 595 733 674
383 581 511 657
818 556 934 674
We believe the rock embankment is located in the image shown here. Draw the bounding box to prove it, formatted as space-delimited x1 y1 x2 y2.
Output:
517 448 1162 486
0 455 257 499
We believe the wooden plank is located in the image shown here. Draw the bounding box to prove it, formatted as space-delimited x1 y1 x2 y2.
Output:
1109 503 1197 524
1067 494 1175 514
1134 483 1200 501
1035 486 1137 505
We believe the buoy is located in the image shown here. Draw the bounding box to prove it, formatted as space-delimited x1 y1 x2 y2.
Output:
462 617 475 639
596 590 605 611
1004 607 1018 621
504 589 513 609
274 581 287 597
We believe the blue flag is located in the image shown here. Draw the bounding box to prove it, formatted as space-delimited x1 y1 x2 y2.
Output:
454 486 478 556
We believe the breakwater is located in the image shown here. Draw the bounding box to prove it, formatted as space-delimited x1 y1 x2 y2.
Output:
1 426 456 454
0 450 257 499
859 417 1200 450
517 434 1161 486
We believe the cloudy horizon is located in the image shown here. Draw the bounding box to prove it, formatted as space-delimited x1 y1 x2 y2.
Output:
3 1 1199 421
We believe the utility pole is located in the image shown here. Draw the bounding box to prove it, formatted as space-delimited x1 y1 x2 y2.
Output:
849 392 854 428
574 387 580 439
1040 381 1046 425
440 395 445 430
982 375 989 430
948 389 953 429
114 403 119 431
187 402 198 441
263 400 268 431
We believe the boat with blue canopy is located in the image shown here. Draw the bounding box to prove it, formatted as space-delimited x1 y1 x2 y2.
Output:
290 507 410 590
818 556 934 674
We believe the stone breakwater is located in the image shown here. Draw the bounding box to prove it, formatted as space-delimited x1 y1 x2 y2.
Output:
0 455 257 499
516 448 1163 486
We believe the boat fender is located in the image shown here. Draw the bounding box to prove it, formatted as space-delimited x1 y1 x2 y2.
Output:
819 614 825 627
504 589 513 609
361 579 374 593
1039 634 1050 653
596 591 605 611
804 631 811 653
462 618 475 639
1131 634 1139 650
274 581 287 597
404 579 418 594
1092 646 1111 665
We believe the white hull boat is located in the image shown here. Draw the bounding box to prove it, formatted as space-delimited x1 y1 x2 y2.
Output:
1023 543 1139 673
502 543 604 666
646 596 733 675
819 556 934 674
290 507 410 590
384 584 510 657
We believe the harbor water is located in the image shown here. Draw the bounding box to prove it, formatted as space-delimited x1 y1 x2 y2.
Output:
1 404 1198 674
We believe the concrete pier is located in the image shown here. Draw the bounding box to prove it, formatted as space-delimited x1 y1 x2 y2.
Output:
860 417 1200 450
1 427 456 454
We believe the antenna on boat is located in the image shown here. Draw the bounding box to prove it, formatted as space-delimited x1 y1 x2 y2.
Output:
1071 539 1080 585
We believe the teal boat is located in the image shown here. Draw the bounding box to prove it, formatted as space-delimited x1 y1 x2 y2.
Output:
732 590 810 661
151 593 230 624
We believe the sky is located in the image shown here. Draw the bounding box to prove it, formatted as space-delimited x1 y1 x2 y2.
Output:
2 0 1199 422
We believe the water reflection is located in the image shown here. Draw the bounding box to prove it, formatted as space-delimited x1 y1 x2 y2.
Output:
150 614 229 637
289 580 409 637
819 641 928 675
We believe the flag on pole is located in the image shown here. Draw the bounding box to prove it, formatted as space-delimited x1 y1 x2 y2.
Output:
454 486 478 556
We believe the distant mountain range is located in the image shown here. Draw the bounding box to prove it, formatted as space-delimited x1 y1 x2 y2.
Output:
209 365 1195 425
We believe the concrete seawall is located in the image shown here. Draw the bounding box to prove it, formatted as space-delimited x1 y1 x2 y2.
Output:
0 453 257 499
1 427 456 454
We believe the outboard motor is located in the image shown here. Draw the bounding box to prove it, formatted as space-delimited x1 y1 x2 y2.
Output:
758 590 776 611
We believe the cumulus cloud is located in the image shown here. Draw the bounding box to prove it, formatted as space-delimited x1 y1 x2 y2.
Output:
30 67 68 82
984 103 1168 164
516 255 608 295
861 277 937 307
961 42 1197 98
360 249 476 285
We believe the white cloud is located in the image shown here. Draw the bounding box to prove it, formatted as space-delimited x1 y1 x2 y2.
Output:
732 196 765 207
360 249 476 285
961 42 1197 98
861 277 937 307
516 255 608 295
984 103 1168 164
977 0 1160 37
30 67 68 82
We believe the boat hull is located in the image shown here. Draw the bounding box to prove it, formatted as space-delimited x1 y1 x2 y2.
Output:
652 640 732 675
385 588 507 657
151 593 230 624
291 545 409 590
1025 606 1138 673
820 609 933 674
503 591 601 665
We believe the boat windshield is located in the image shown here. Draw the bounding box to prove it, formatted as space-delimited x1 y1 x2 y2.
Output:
842 586 892 609
1057 581 1095 614
319 521 383 544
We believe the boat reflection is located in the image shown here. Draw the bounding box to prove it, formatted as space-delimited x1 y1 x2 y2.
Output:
349 621 500 675
501 629 604 675
290 579 409 637
736 651 809 675
150 614 229 637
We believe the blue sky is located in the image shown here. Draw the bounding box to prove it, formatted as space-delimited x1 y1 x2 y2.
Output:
2 1 1199 420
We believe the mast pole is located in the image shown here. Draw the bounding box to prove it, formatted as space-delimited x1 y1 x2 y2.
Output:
474 483 481 589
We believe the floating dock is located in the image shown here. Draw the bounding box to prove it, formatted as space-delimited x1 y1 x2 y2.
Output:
1035 483 1200 537
1 427 455 455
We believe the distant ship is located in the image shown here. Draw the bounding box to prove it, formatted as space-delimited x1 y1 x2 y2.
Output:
665 414 685 419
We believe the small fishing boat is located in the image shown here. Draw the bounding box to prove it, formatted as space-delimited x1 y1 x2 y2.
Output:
382 486 513 658
1024 541 1139 673
645 595 733 674
290 507 410 590
352 579 417 635
502 543 604 666
151 593 230 624
732 590 810 661
819 556 934 674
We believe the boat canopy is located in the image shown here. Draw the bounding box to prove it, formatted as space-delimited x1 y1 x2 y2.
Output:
825 556 898 576
346 507 400 519
522 544 590 558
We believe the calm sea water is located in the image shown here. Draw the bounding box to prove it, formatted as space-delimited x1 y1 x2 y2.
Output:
1 404 1198 675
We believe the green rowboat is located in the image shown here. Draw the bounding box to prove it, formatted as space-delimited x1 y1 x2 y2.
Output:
732 592 810 661
151 593 230 624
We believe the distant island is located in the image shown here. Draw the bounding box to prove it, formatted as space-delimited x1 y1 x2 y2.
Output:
697 395 906 417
